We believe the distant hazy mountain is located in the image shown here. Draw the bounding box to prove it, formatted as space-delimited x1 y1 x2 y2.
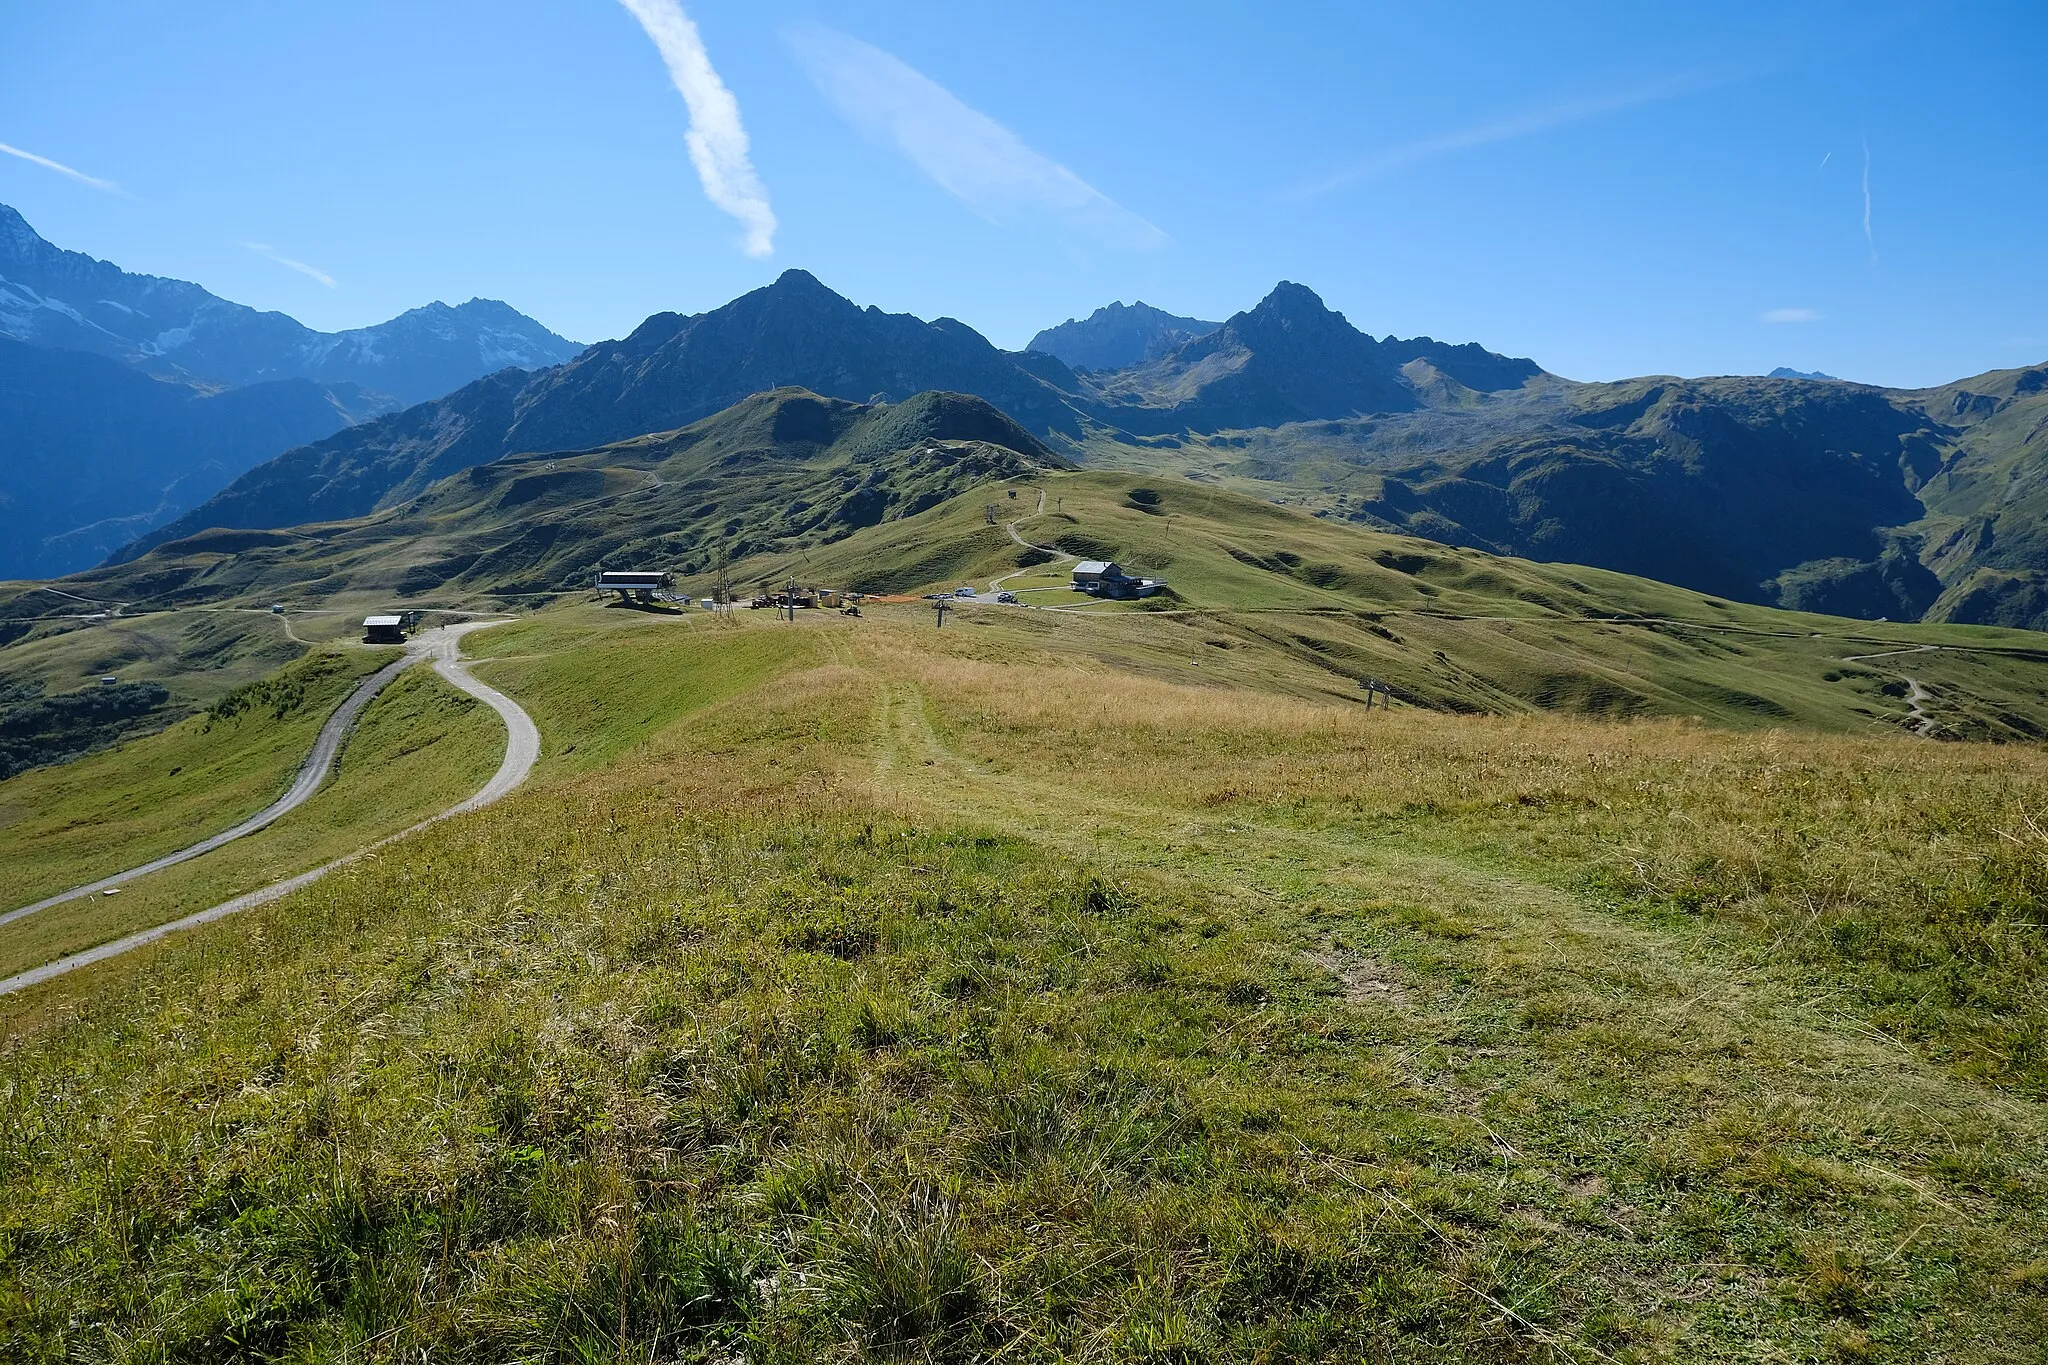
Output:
0 204 583 579
1770 367 1838 380
0 335 393 579
1028 301 1219 371
0 204 581 403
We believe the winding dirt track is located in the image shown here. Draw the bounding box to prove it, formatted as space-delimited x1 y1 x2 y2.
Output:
985 487 1087 606
1842 644 1943 737
0 620 537 997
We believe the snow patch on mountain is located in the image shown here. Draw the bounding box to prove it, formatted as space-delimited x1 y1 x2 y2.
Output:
0 201 581 404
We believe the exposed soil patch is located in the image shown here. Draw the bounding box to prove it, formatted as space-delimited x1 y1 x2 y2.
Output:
1305 946 1410 1005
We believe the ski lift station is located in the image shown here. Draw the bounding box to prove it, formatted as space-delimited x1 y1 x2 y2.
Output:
596 569 673 602
363 611 424 643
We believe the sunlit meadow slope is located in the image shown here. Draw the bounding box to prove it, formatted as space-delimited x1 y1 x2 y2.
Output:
1 605 2042 1362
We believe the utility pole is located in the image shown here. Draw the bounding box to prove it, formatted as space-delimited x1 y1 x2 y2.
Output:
934 597 951 628
786 575 798 622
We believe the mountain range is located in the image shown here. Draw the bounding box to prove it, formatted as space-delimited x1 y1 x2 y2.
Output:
8 208 2047 632
120 270 1544 560
0 205 581 579
129 263 2047 629
112 270 1091 558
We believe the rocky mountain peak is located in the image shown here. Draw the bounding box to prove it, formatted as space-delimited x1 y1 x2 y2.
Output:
1239 280 1354 335
0 203 48 261
761 268 845 305
1027 299 1221 372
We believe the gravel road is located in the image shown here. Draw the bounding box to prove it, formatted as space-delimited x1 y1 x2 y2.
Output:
0 619 538 997
0 644 424 931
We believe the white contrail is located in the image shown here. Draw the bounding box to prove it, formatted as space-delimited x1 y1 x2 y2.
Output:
0 140 120 193
1861 138 1876 263
1819 151 1831 170
789 23 1164 248
242 242 338 289
1290 67 1741 199
1761 308 1822 324
617 0 776 257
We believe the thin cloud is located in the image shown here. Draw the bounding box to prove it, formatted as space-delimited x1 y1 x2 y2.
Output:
242 242 337 289
788 23 1164 248
1762 308 1822 324
1291 68 1739 199
0 140 121 193
1861 137 1876 264
617 0 776 258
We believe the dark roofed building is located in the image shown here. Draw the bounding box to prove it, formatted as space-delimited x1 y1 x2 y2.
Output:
597 569 673 602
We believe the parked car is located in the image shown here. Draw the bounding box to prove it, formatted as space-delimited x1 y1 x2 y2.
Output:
995 591 1017 604
954 585 976 597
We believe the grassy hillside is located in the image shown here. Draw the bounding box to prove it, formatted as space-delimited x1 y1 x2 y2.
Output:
720 470 2048 740
0 389 1064 626
1062 361 2048 632
1905 366 2048 626
1 605 2042 1361
14 383 2048 753
0 604 312 771
0 388 1063 747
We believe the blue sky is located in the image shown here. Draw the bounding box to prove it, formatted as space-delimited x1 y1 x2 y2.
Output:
2 0 2041 387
